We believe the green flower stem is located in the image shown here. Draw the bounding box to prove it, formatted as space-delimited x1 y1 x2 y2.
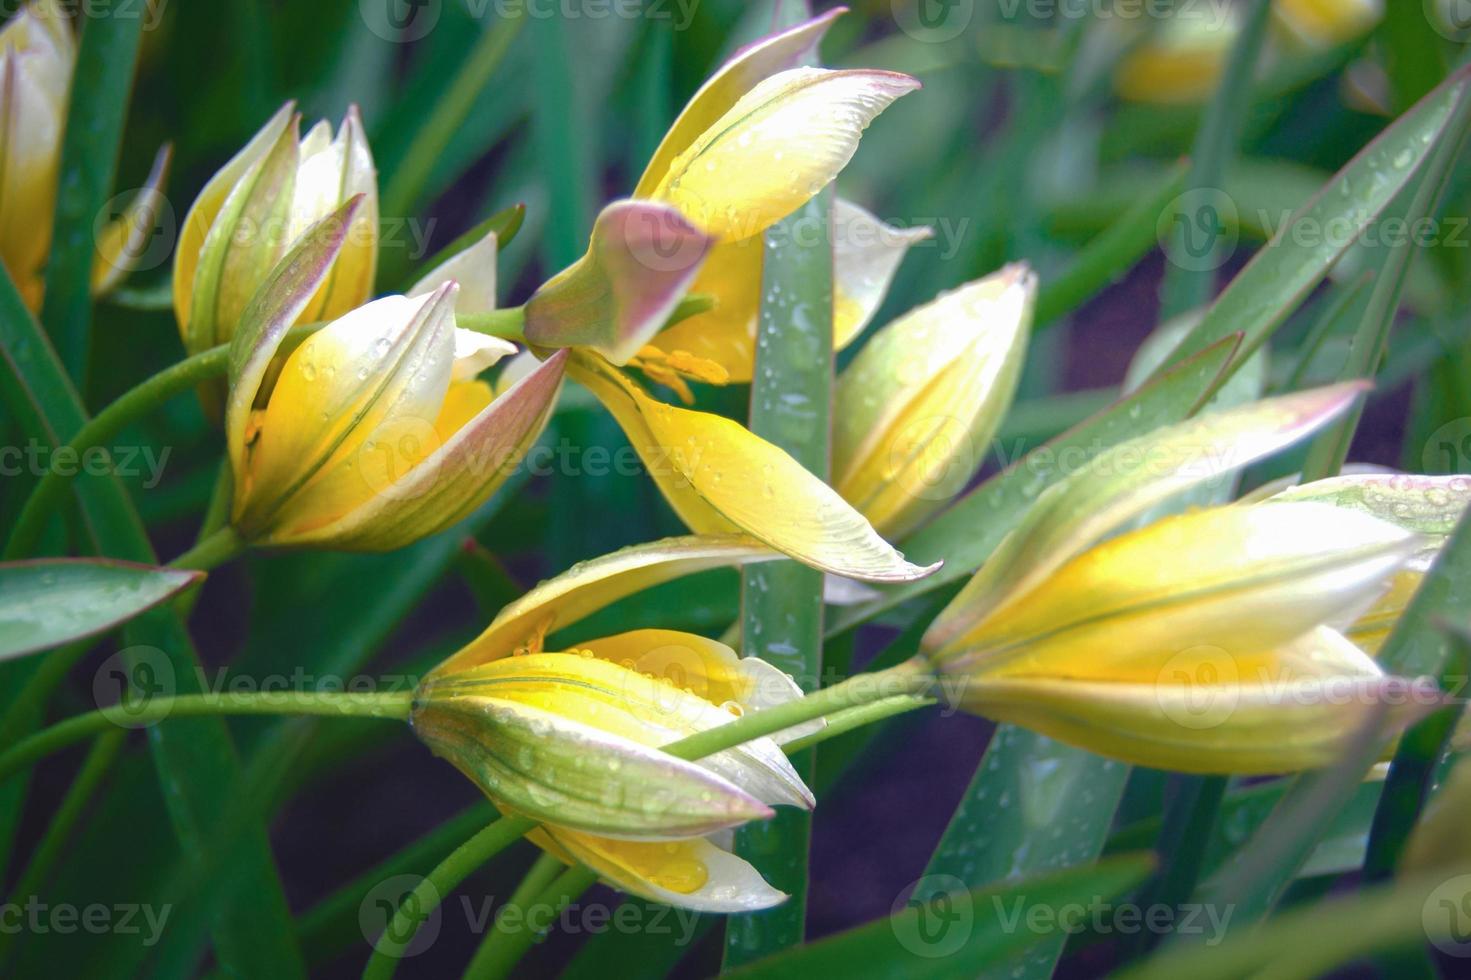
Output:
168 524 247 572
780 694 935 755
0 691 412 786
462 852 566 979
361 816 538 980
0 731 124 964
464 864 598 980
458 307 528 342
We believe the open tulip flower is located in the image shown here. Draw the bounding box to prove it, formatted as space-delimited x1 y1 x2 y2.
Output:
173 100 378 363
522 7 925 383
833 263 1036 540
0 0 168 310
916 384 1443 774
223 199 563 551
415 535 820 911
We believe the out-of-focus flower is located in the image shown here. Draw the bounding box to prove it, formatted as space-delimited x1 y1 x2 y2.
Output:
832 264 1035 540
1114 9 1242 106
174 101 378 358
917 385 1440 774
1258 473 1471 654
225 200 562 551
417 535 819 911
523 8 924 385
1273 0 1382 49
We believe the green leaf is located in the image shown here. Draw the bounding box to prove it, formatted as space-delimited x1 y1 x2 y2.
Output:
724 855 1155 980
1161 65 1471 388
39 6 145 379
0 269 307 977
0 559 200 662
725 188 834 967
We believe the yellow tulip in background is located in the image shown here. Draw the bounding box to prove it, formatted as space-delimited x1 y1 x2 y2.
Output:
223 199 563 551
917 385 1441 774
833 263 1036 541
173 100 378 362
417 535 822 910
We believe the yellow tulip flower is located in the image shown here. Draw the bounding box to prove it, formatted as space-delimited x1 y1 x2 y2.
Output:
920 385 1441 774
833 264 1036 540
523 8 923 383
417 535 820 911
1114 8 1241 106
225 200 562 551
1274 0 1382 49
174 101 378 358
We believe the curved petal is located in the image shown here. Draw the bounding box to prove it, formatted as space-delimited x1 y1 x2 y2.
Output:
571 353 939 583
542 829 786 912
92 144 172 296
435 535 783 675
410 228 499 314
0 49 64 305
937 502 1418 677
639 235 763 379
648 67 920 242
413 694 773 838
299 106 378 324
280 348 565 551
237 287 455 540
924 383 1368 652
832 199 932 352
634 7 843 197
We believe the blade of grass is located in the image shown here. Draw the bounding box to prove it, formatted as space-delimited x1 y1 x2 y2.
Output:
1157 0 1272 322
529 11 595 270
39 4 145 380
723 187 835 968
0 269 306 977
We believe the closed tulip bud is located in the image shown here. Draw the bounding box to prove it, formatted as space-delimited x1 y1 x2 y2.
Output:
225 200 563 551
1274 0 1382 49
919 386 1441 774
419 538 820 911
0 0 73 309
174 102 378 361
1114 9 1242 106
833 264 1035 540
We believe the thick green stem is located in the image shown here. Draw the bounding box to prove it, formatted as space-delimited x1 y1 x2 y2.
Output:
0 691 412 785
168 524 247 572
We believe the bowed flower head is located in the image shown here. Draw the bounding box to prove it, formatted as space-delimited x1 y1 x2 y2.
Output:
416 535 819 911
0 0 72 308
224 201 563 551
921 386 1439 774
174 102 378 359
524 8 925 382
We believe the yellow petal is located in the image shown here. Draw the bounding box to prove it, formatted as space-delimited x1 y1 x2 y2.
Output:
936 503 1417 678
1114 13 1238 106
409 228 499 314
540 829 786 912
0 43 67 297
647 67 919 242
434 534 782 675
1274 0 1382 49
831 199 932 352
1346 570 1422 657
297 106 378 324
925 383 1366 653
957 668 1439 775
639 235 763 379
174 102 297 348
834 264 1034 540
412 690 773 839
634 7 842 198
524 200 714 364
570 352 938 583
235 288 455 541
92 144 171 296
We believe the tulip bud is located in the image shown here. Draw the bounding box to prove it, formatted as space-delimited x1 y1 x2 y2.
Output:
224 203 563 551
1274 0 1382 49
1114 10 1242 106
833 264 1035 540
0 0 73 309
174 102 378 359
